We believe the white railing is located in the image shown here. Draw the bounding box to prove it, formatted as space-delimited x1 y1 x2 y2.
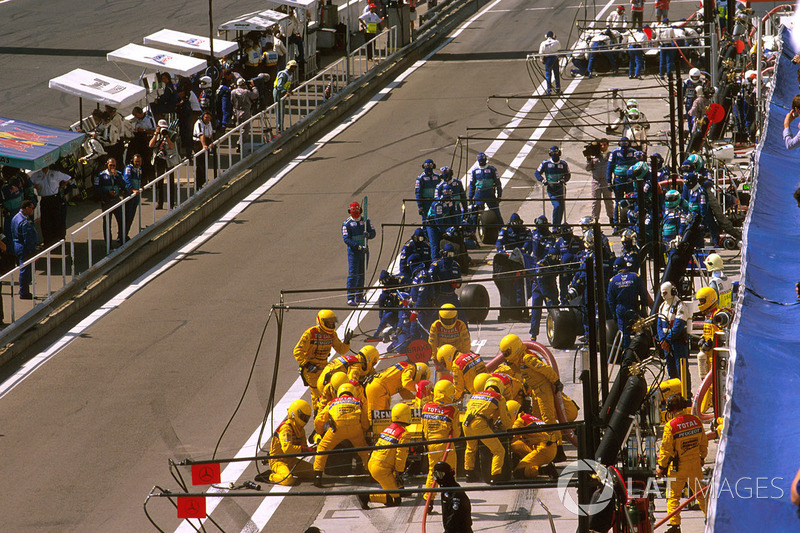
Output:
5 27 398 327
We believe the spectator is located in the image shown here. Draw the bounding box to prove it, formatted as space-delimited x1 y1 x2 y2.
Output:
1 166 36 246
29 164 70 247
105 105 132 162
243 33 263 79
93 110 122 165
176 88 195 158
150 72 178 119
122 154 143 243
231 78 259 148
538 31 561 95
149 119 179 210
129 106 156 184
585 138 615 224
630 0 644 29
10 199 38 300
93 158 126 247
782 95 800 150
273 60 298 133
654 0 670 23
193 111 215 189
272 29 289 71
287 7 307 69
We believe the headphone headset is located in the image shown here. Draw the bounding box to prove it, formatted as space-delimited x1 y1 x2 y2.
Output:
670 285 677 296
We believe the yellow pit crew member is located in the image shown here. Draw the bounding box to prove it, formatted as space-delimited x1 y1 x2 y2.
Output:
508 400 558 479
294 310 352 409
422 380 461 509
657 394 708 532
264 399 315 485
500 334 565 459
462 376 513 483
489 369 527 404
365 361 430 420
313 382 370 487
358 403 413 509
315 371 352 415
317 346 379 396
428 304 471 355
435 344 487 399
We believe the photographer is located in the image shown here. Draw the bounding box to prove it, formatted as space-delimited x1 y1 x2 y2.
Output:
148 120 179 210
584 138 614 224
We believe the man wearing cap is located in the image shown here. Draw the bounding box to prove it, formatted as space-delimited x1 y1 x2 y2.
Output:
538 31 561 95
359 4 384 61
273 60 298 134
231 78 259 148
343 201 376 305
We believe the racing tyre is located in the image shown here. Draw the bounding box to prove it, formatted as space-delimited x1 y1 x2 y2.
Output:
546 308 578 349
477 209 500 244
460 283 490 324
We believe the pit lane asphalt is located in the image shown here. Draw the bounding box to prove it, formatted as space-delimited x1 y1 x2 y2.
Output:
0 0 624 531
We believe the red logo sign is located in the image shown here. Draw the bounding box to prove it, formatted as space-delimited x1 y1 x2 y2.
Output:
177 496 207 519
191 463 221 485
407 339 431 363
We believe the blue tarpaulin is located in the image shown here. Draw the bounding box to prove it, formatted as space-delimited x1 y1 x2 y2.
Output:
708 27 800 531
0 117 84 170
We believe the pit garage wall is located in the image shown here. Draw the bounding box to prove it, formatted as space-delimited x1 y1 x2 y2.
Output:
708 27 800 532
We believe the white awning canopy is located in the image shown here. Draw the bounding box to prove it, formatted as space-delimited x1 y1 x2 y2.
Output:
218 10 289 32
48 69 146 108
143 29 239 58
107 43 207 76
266 0 317 10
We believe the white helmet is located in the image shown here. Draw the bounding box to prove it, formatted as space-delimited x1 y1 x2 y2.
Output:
625 98 638 109
660 281 677 301
689 68 701 82
199 76 212 89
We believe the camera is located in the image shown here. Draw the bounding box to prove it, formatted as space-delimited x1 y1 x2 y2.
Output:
583 141 602 159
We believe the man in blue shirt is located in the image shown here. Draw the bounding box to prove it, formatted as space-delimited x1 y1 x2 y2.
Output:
342 201 376 305
606 137 637 229
94 158 126 247
415 159 440 224
398 228 431 279
10 199 38 299
534 146 571 226
122 154 143 244
607 257 649 349
429 243 463 320
427 184 462 259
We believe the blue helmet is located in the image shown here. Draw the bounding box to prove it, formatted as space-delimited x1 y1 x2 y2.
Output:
652 153 664 167
619 136 630 149
440 166 453 180
546 244 560 261
630 161 649 180
441 183 453 197
559 224 574 238
442 243 456 257
685 171 698 188
509 213 523 226
680 159 694 175
379 270 392 284
412 227 426 242
549 145 561 158
634 150 645 161
423 158 435 170
665 189 681 208
477 152 488 166
407 253 423 270
614 257 633 272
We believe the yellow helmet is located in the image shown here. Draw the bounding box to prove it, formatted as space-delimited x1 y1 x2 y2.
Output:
500 334 525 363
337 382 357 397
415 362 430 381
317 309 337 333
704 253 724 272
484 376 505 395
288 399 312 425
359 345 380 371
506 400 522 420
695 286 718 313
436 344 458 370
330 372 349 394
439 303 458 324
391 402 412 425
472 372 490 392
433 379 456 404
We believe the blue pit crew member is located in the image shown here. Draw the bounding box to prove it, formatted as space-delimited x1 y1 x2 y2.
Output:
539 31 561 95
606 137 637 229
468 152 503 228
529 215 555 261
371 270 402 341
525 244 560 342
496 213 532 253
429 243 463 320
656 20 676 78
427 184 462 260
627 28 646 79
620 228 642 272
342 201 376 305
661 189 686 258
555 225 584 304
588 29 618 77
681 170 717 247
410 253 437 332
415 159 440 224
534 146 571 226
607 257 649 349
399 228 431 279
435 166 468 213
683 68 705 131
122 154 143 244
10 199 38 300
